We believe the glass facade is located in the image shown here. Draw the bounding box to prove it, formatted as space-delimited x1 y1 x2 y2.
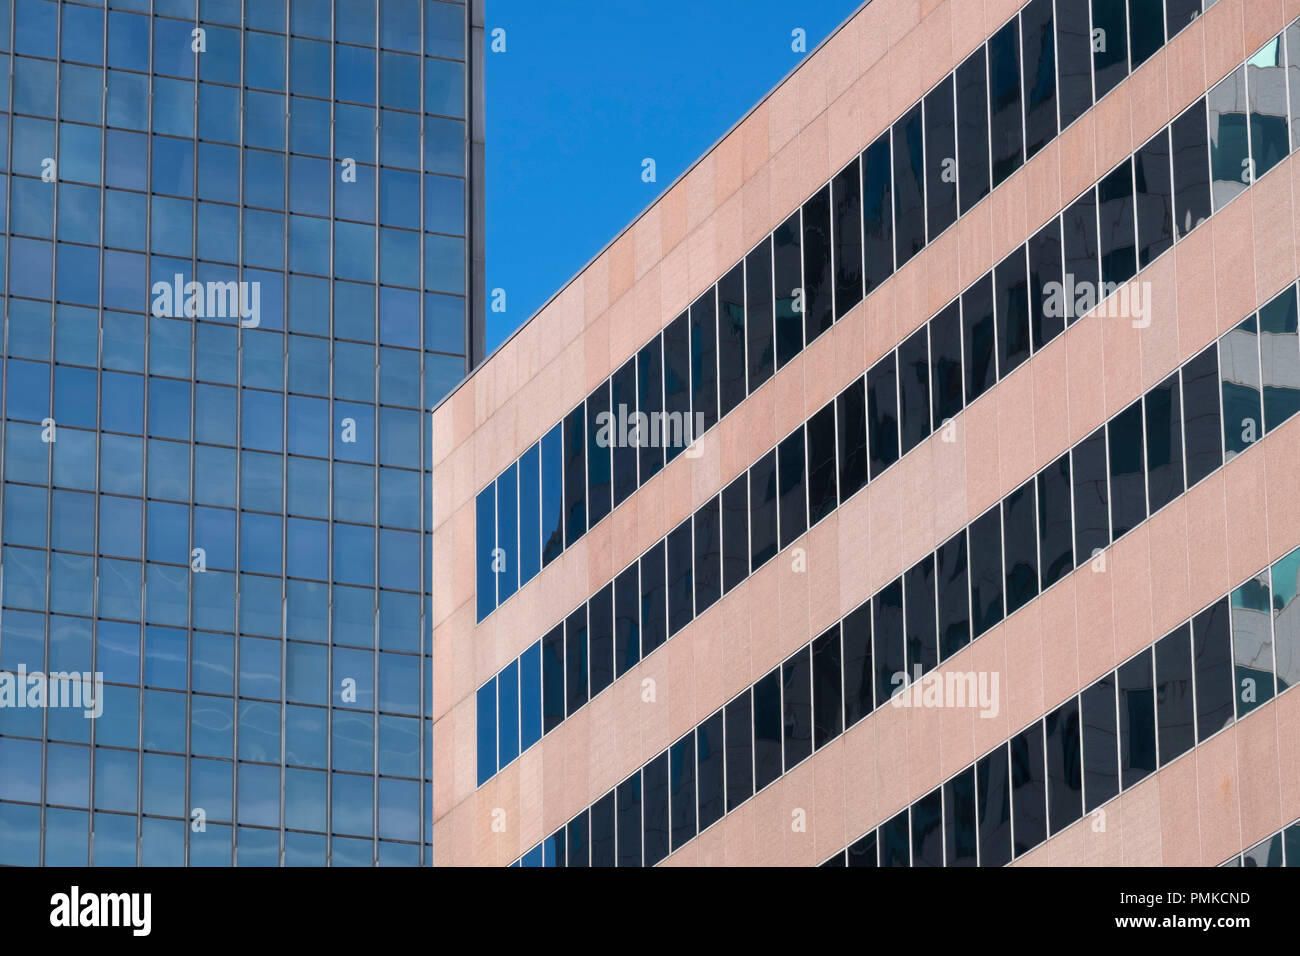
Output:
0 0 482 866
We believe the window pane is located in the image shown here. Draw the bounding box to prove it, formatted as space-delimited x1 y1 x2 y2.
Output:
1232 570 1275 718
1172 98 1213 238
912 786 944 867
1183 343 1223 486
802 185 834 342
475 486 495 620
1208 66 1250 211
1155 623 1196 767
691 289 719 433
1271 545 1300 694
745 237 775 392
1118 648 1157 789
563 404 586 544
749 450 778 570
837 376 869 500
904 554 938 677
833 158 864 320
1092 0 1129 98
521 641 542 750
956 45 991 212
614 564 640 678
1021 0 1057 159
591 790 615 867
1038 452 1074 589
476 679 496 785
637 338 664 482
640 540 667 657
937 529 971 661
1011 721 1047 857
541 423 564 567
498 660 519 768
1056 0 1094 128
812 624 843 750
924 76 958 237
1098 158 1137 287
862 132 894 294
587 382 612 527
542 624 564 734
1260 284 1300 432
893 103 926 267
1145 372 1186 514
1167 0 1202 37
1062 188 1100 324
666 520 692 638
977 744 1012 867
782 646 812 772
693 497 721 616
610 359 638 507
777 427 807 550
773 212 803 369
1073 425 1111 565
1290 22 1300 154
944 764 978 866
696 710 725 832
663 313 690 466
1221 313 1263 461
1004 478 1039 615
962 274 996 402
807 402 838 525
930 300 964 426
642 752 669 866
873 578 905 706
1194 597 1235 741
898 325 931 455
1045 696 1083 834
725 690 754 811
969 505 1004 638
995 244 1031 378
753 668 782 792
721 475 749 594
1081 673 1119 811
867 351 899 479
1129 0 1165 68
718 263 747 417
1247 36 1288 180
1135 128 1175 268
518 444 541 587
589 583 614 698
1108 399 1146 539
880 808 910 867
669 732 696 850
988 18 1024 187
843 603 874 728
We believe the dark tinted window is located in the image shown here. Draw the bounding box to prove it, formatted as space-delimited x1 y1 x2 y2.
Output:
1130 0 1165 68
1062 188 1099 324
893 103 926 267
843 603 874 727
564 404 586 543
1045 696 1083 834
1029 218 1065 350
1172 98 1212 239
930 300 964 427
1004 479 1039 615
807 402 838 525
848 829 878 867
642 751 669 865
691 289 718 434
1193 597 1234 741
937 529 971 661
1261 285 1300 432
956 45 991 212
746 237 775 391
589 583 614 698
1073 425 1111 565
969 505 1004 638
867 351 900 478
591 790 616 867
696 710 725 832
996 244 1031 377
873 578 906 707
898 325 931 455
519 445 542 587
862 132 894 293
1135 127 1174 268
880 808 911 866
1092 0 1129 99
567 810 589 867
565 606 588 717
988 18 1024 187
963 274 996 402
666 520 692 638
587 382 612 527
1222 313 1262 461
837 376 869 500
1118 648 1156 789
616 772 642 867
541 423 564 566
812 624 843 749
782 646 813 771
833 158 864 320
777 427 807 550
912 787 944 867
669 732 696 850
721 474 749 594
944 764 978 866
1081 673 1119 811
924 75 958 237
1155 623 1195 766
905 554 938 677
1145 372 1185 514
753 667 782 792
749 449 779 570
610 359 638 507
1021 0 1057 159
717 262 747 418
725 691 754 812
1098 158 1137 287
1038 452 1074 589
640 539 667 656
1166 0 1201 37
542 623 564 734
1182 343 1223 487
637 338 664 483
693 496 721 616
803 185 834 342
1011 721 1047 857
773 211 803 369
977 744 1012 868
1056 0 1094 128
662 313 691 466
1108 399 1147 539
614 564 640 678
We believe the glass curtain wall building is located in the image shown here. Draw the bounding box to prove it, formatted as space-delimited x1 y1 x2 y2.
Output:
0 0 484 866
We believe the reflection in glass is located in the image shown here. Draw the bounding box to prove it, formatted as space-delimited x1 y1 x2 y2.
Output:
1270 545 1300 694
1208 66 1250 210
1221 313 1263 461
1247 36 1289 181
1232 571 1275 718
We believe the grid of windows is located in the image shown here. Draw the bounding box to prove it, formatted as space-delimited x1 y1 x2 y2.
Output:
0 0 476 867
473 47 1300 784
475 0 1228 623
511 537 1300 867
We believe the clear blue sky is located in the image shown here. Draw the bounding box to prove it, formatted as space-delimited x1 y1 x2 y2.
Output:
483 0 865 353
